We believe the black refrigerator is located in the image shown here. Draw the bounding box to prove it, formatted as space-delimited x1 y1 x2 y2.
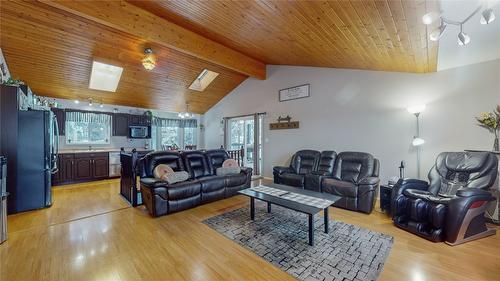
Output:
0 85 58 214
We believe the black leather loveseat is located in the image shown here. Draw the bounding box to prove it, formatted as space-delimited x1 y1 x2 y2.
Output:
273 150 380 214
139 149 252 217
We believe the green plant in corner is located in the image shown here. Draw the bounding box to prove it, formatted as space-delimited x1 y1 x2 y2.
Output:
476 105 500 151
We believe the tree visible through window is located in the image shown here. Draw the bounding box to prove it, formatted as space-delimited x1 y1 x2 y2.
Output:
66 121 110 144
160 127 180 147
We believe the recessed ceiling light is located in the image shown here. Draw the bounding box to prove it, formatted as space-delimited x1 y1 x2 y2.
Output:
89 61 123 92
189 69 219 92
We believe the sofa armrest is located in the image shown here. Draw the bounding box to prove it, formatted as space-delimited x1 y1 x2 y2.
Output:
391 178 429 218
240 167 253 175
140 177 168 189
273 166 292 175
456 188 493 198
358 176 380 186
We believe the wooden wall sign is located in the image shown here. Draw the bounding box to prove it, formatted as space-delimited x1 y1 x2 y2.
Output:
269 115 299 130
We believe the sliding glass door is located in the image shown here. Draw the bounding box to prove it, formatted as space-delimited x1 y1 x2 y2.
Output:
224 113 264 176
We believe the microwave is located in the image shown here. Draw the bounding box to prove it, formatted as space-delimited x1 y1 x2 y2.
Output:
129 125 150 139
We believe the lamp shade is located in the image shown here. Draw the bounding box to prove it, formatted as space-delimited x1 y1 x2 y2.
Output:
457 32 471 46
407 104 426 114
412 137 425 146
480 8 495 25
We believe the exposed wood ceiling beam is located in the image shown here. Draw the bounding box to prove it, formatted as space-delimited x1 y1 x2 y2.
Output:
41 0 266 80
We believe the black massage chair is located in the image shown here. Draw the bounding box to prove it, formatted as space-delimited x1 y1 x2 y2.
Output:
391 151 498 245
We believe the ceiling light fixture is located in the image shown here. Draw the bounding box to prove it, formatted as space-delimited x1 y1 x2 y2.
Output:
480 8 495 25
457 25 471 46
429 21 447 41
178 103 192 119
142 48 156 71
88 98 93 107
74 100 80 104
423 5 495 46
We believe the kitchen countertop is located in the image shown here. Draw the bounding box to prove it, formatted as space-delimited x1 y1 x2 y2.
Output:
59 148 153 154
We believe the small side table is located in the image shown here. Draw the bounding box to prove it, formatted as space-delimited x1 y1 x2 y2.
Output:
379 185 393 215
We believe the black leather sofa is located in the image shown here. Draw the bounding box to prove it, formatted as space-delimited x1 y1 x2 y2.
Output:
139 149 252 217
391 151 498 245
273 150 380 214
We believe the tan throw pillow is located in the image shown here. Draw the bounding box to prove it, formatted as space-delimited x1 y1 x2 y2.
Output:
160 171 190 184
153 164 174 179
222 159 239 168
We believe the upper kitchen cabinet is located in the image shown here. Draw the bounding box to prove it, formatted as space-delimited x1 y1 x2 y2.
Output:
52 108 65 135
128 114 151 126
112 113 129 136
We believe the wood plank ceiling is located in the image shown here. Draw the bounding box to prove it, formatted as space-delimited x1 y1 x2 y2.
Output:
0 0 440 114
131 0 440 73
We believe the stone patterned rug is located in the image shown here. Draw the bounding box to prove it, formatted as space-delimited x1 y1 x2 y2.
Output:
203 202 393 281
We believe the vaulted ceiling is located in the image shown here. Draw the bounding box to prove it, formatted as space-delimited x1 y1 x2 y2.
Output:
0 0 440 114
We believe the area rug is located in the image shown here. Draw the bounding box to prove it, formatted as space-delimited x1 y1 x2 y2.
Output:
203 202 393 281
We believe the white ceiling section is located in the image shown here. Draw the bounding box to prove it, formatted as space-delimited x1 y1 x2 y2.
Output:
437 0 500 71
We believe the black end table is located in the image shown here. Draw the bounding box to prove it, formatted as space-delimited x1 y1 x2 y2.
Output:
379 185 393 215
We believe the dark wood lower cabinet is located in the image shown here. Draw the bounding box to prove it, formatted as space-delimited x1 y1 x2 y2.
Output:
74 158 93 181
93 157 109 179
52 152 109 186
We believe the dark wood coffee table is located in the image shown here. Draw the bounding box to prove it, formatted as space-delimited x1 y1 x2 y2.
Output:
238 183 340 246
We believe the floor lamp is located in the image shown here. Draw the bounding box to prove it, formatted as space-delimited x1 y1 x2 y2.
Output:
407 104 426 178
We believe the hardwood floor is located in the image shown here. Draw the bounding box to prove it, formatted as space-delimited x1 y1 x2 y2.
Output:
1 179 499 281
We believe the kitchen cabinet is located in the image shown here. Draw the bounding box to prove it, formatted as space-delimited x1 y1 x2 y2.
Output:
112 113 129 136
128 114 151 126
52 108 65 135
52 152 109 186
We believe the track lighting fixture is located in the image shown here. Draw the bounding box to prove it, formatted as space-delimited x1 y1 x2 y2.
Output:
423 5 495 46
480 8 495 25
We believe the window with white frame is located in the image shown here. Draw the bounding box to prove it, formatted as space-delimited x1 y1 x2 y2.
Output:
154 118 197 149
65 111 111 145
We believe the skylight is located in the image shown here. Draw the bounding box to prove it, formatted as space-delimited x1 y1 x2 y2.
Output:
89 61 123 92
188 69 219 92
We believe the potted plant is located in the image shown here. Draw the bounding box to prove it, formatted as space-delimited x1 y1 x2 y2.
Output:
476 105 500 151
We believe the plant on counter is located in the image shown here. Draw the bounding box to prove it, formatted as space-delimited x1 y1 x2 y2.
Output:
476 105 500 151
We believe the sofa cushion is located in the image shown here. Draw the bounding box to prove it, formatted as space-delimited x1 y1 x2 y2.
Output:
198 176 225 193
322 178 357 197
205 149 230 174
280 173 305 187
225 172 247 187
139 151 184 178
291 150 320 175
216 166 241 176
154 164 174 179
162 171 189 184
181 151 212 179
333 152 375 183
167 180 201 200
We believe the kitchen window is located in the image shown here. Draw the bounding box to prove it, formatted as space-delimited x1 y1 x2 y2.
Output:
154 118 197 149
65 111 111 145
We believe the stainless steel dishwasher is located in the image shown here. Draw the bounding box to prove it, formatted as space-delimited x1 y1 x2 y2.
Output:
109 152 121 177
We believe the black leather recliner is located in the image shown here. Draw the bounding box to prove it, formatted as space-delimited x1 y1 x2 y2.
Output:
391 151 498 245
322 152 380 214
139 149 252 217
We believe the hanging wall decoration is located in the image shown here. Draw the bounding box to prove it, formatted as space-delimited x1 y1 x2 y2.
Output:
269 115 299 130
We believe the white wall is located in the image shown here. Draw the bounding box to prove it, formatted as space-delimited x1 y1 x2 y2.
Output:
203 60 500 182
